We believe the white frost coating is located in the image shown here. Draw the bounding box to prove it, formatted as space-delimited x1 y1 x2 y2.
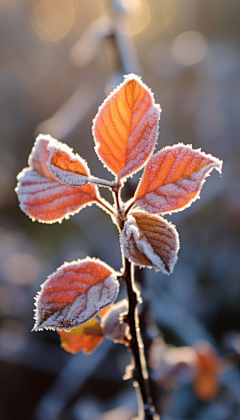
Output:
16 168 98 224
47 139 91 185
92 73 162 178
28 134 59 177
101 299 129 343
47 140 117 189
135 143 223 215
33 257 119 331
121 215 179 275
118 106 161 180
49 165 89 187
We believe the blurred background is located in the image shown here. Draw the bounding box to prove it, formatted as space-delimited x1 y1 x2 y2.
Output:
1 0 240 419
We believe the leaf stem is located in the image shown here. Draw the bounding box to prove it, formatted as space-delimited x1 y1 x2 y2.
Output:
88 176 118 189
125 198 135 215
96 198 115 215
122 258 159 420
112 184 126 229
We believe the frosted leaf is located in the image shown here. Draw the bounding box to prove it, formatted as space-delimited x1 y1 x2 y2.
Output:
15 135 99 223
33 258 119 331
16 168 99 223
118 107 160 180
134 144 222 214
121 211 179 274
47 140 91 187
100 299 129 343
93 74 161 180
29 134 60 177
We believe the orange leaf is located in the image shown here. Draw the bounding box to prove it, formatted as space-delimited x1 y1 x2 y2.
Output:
193 340 220 401
58 318 104 354
93 74 161 180
33 258 119 331
193 371 219 402
134 144 222 214
121 211 179 274
47 140 90 186
16 135 99 223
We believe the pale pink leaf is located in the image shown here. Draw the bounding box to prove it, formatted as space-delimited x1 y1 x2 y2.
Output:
100 300 129 343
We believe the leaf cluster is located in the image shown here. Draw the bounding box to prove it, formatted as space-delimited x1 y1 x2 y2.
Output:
16 74 222 351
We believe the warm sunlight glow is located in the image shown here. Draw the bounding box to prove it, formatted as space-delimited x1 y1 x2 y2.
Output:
119 0 150 36
31 0 75 42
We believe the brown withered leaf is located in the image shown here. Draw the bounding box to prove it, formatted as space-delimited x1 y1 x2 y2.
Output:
121 210 179 274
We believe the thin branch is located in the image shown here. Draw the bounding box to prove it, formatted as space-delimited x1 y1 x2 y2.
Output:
125 198 135 215
112 183 126 229
113 185 121 212
121 258 159 420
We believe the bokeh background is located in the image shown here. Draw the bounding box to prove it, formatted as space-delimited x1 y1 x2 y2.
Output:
1 0 240 419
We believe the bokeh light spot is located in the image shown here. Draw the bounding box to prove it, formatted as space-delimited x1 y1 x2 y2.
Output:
31 0 75 42
119 0 150 36
171 30 208 65
1 253 40 285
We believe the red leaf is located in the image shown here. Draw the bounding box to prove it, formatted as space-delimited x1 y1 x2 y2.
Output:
134 144 222 214
33 258 119 331
16 135 99 223
93 74 161 180
121 211 179 274
58 318 104 354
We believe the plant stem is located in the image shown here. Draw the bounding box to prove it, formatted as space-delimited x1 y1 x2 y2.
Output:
114 184 158 418
125 198 135 215
122 258 159 420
